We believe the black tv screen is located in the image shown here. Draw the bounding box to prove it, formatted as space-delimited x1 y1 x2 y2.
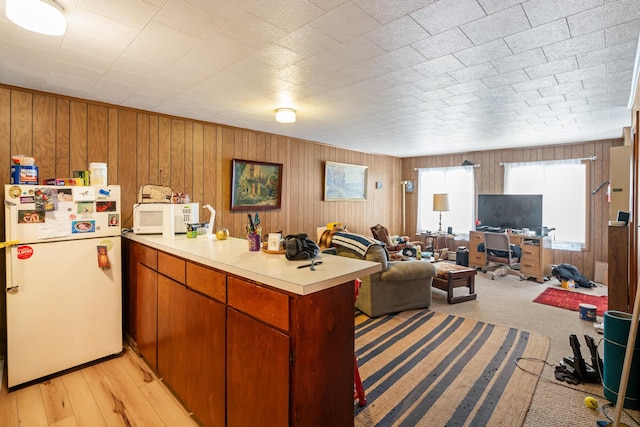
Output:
477 194 543 231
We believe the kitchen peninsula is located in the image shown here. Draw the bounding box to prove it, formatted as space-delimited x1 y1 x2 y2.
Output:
122 234 381 427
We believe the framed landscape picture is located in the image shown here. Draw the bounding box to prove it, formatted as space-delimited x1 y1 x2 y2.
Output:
324 161 368 201
231 159 283 210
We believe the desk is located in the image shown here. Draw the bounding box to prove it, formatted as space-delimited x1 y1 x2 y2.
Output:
468 231 552 283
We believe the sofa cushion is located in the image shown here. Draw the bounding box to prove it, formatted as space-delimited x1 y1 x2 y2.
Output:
380 260 435 282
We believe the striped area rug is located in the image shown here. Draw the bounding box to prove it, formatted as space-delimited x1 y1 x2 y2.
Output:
354 310 550 427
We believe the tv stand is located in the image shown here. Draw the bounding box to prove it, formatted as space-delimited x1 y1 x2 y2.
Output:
469 231 552 283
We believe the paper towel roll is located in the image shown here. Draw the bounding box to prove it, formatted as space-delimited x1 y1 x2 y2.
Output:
163 205 175 239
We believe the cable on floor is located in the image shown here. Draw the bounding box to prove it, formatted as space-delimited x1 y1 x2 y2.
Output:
514 356 640 427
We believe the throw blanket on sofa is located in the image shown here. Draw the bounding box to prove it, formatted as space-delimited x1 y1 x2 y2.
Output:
331 232 385 257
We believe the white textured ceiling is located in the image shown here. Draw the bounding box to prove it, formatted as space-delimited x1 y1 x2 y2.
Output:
1 0 639 157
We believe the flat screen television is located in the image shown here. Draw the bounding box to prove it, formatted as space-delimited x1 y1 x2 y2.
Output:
477 194 543 231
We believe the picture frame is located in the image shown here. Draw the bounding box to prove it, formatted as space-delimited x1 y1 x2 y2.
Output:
324 161 368 201
231 159 283 210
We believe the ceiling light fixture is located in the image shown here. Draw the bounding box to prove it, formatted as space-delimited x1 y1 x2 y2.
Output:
275 108 296 123
5 0 66 36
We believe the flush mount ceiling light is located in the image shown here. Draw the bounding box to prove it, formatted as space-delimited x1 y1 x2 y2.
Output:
275 108 296 123
6 0 66 36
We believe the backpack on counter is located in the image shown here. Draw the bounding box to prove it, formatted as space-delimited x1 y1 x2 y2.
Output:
285 233 320 260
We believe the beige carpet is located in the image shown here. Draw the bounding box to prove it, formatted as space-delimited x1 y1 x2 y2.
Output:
354 310 549 426
429 269 640 427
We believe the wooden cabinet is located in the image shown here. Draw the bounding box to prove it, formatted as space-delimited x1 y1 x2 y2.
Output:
134 244 158 369
226 277 290 426
157 274 226 427
128 240 354 427
468 231 551 283
136 263 158 369
121 237 136 341
608 225 630 312
227 308 289 427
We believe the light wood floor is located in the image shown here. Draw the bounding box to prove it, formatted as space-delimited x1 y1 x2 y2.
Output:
0 347 199 427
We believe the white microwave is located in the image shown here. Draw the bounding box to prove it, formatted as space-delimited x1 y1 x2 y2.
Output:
133 203 199 234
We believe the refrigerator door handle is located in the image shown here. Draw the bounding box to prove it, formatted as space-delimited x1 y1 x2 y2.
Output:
5 200 20 293
5 199 17 242
6 248 20 294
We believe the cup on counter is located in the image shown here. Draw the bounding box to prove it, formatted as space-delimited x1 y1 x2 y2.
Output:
247 234 261 251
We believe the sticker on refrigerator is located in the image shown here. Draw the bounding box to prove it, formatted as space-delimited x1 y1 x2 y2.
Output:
97 245 110 269
96 201 116 212
72 220 95 233
7 185 22 199
72 187 96 201
19 196 34 204
77 202 94 217
56 189 73 202
16 245 34 260
18 210 44 223
108 214 119 227
34 188 58 212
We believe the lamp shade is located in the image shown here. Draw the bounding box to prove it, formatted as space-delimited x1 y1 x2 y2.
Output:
433 193 449 212
275 108 296 123
6 0 66 36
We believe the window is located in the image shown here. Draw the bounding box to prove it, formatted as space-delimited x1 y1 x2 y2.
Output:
417 166 475 238
504 159 586 249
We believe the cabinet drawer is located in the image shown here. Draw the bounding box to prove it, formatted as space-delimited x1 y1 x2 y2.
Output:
136 244 157 270
520 258 541 274
520 244 540 260
158 252 186 284
469 252 485 264
228 277 289 331
470 232 484 245
186 262 226 303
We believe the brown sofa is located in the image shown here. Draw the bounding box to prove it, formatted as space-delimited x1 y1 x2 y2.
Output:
333 242 436 317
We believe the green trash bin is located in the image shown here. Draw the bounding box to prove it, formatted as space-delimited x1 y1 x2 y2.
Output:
603 310 640 409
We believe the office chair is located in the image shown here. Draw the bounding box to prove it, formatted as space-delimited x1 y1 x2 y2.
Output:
482 232 525 280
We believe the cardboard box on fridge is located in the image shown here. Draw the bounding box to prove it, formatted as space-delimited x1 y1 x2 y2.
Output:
43 178 85 186
11 165 38 185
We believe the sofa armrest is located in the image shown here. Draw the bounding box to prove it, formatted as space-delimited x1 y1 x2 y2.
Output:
380 260 436 282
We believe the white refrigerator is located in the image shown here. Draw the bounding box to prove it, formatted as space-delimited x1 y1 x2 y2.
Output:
4 184 123 388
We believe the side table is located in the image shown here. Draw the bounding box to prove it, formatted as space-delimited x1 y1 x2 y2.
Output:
431 262 477 304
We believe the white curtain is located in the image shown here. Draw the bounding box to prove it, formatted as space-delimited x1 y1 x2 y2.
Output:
416 166 474 237
504 159 586 245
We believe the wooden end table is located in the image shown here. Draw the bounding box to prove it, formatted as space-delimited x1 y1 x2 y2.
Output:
431 262 477 304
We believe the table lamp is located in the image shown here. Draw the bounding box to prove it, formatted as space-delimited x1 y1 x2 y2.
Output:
433 193 449 233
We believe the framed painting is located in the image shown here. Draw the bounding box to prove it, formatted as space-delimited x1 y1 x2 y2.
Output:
231 159 283 210
324 161 368 201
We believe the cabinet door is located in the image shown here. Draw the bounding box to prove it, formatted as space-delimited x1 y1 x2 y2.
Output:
122 238 136 340
136 263 157 369
157 274 226 427
227 308 289 427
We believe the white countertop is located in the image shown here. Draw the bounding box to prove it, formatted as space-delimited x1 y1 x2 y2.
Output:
124 233 381 295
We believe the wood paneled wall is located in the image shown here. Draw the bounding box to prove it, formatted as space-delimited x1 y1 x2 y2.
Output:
401 139 623 282
0 84 402 356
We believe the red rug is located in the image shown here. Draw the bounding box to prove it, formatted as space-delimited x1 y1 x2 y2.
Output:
533 287 608 316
